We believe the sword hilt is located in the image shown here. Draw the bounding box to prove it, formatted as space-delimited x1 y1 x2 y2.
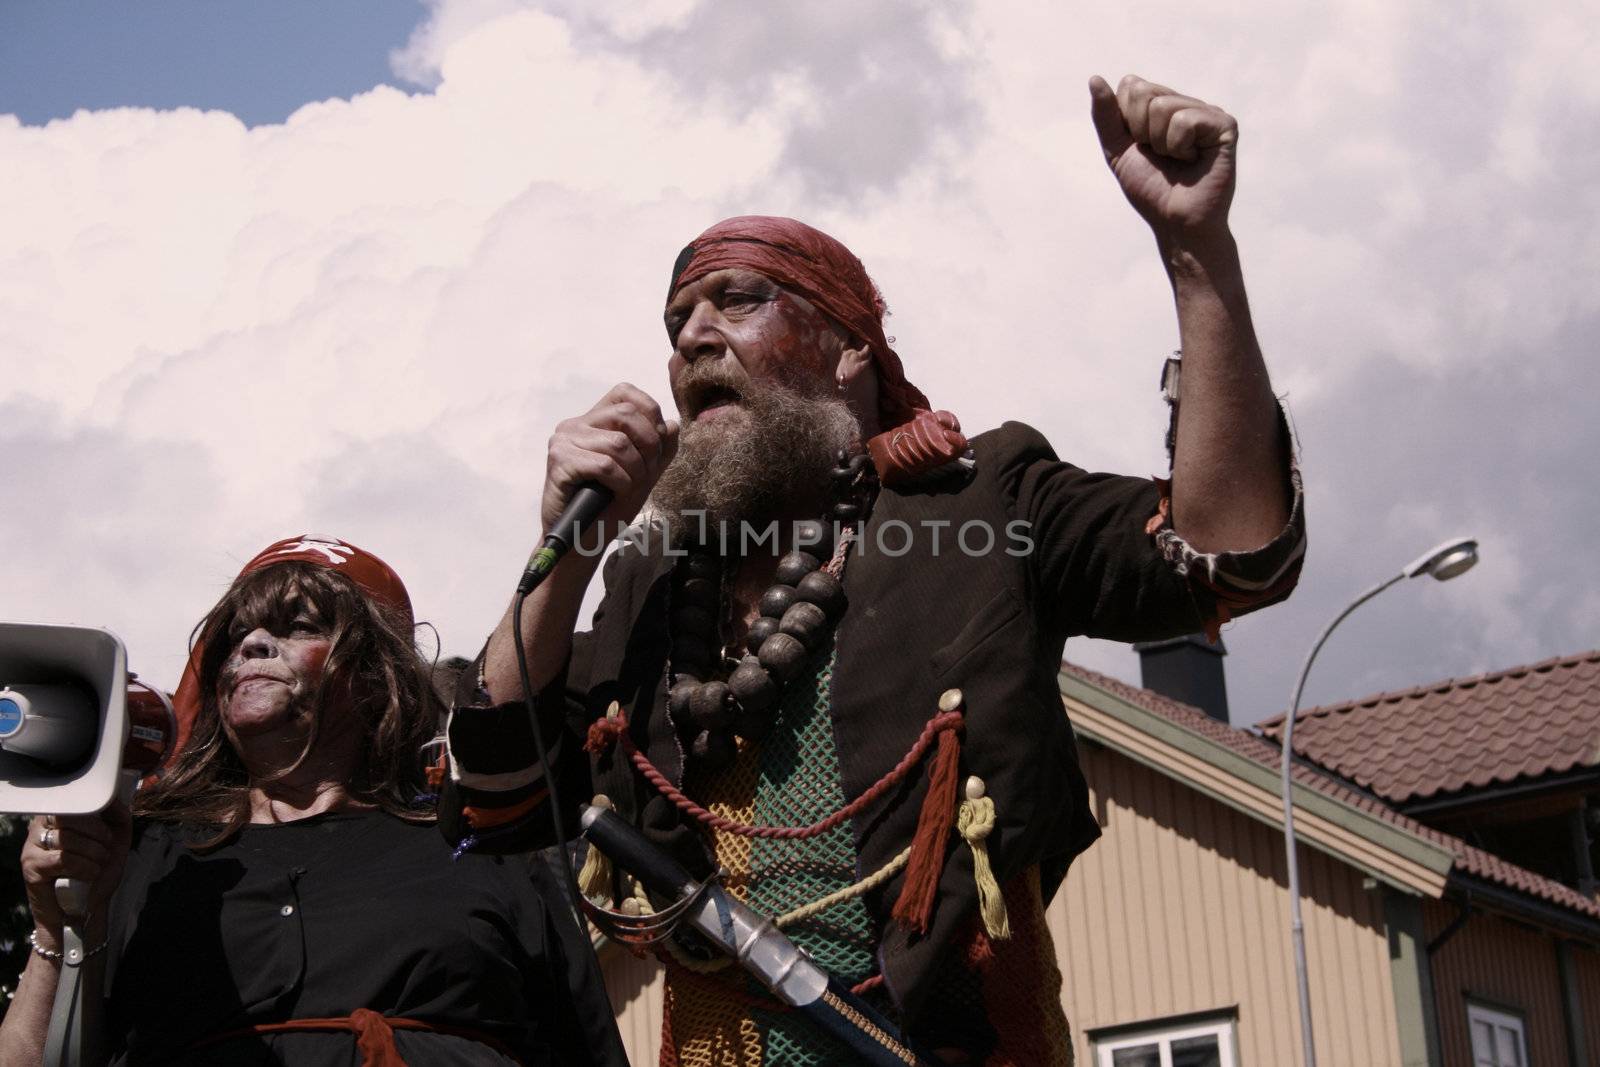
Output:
577 804 940 1067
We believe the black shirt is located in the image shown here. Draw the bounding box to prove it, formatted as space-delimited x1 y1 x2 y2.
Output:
104 811 627 1066
447 419 1306 1027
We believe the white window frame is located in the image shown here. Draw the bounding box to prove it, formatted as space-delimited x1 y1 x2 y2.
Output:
1466 1001 1528 1067
1093 1017 1237 1067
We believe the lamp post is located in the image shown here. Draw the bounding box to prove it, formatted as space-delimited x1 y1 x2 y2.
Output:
1280 536 1480 1067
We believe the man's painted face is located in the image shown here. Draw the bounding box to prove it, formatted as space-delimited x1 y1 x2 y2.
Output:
664 268 849 426
652 270 860 538
217 599 332 739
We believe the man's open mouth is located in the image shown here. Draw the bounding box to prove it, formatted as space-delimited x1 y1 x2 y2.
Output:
690 382 743 420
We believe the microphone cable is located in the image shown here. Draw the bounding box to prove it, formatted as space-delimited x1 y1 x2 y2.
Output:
508 483 613 910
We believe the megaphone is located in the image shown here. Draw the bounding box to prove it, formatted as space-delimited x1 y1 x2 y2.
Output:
0 622 178 1067
0 622 176 815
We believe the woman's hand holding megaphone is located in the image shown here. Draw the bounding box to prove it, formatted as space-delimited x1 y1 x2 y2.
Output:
20 804 132 953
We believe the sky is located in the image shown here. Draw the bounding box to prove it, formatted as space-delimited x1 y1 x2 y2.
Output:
1 0 1595 728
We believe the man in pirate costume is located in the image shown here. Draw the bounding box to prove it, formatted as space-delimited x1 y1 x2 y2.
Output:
444 76 1306 1064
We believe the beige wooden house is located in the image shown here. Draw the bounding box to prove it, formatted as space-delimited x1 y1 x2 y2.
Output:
596 657 1600 1066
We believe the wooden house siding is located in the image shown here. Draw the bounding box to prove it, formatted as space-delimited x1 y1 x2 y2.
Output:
1054 744 1402 1066
1424 901 1571 1066
1573 943 1600 1064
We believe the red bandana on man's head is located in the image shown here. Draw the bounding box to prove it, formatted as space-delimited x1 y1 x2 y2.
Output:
669 215 932 427
166 536 413 762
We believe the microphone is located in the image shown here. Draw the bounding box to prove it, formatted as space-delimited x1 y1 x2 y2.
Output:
516 483 615 595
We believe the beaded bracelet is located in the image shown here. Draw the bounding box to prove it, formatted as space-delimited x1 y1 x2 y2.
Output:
28 929 109 965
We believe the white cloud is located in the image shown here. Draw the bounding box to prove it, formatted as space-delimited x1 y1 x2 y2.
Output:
3 0 1596 729
1 8 781 688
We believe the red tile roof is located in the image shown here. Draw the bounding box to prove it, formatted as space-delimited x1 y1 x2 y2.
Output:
1256 650 1600 805
1061 661 1600 923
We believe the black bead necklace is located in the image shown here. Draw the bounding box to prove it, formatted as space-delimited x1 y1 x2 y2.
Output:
667 451 877 772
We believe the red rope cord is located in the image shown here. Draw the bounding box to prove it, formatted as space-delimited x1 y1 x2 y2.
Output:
584 522 962 841
852 973 884 995
823 527 854 577
616 710 962 840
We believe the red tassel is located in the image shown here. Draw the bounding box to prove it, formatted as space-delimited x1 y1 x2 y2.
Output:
584 710 629 754
891 722 962 934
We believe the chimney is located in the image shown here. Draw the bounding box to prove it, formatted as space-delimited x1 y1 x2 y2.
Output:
1132 634 1230 723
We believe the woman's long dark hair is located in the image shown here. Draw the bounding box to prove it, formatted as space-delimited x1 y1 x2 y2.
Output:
135 562 442 847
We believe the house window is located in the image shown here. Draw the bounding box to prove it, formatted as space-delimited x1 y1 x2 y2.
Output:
1467 1002 1527 1067
1093 1017 1237 1067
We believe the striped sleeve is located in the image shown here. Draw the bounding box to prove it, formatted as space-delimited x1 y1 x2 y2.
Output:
438 656 574 852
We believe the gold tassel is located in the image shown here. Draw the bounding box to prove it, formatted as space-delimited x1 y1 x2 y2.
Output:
577 841 612 901
577 792 616 901
957 777 1010 941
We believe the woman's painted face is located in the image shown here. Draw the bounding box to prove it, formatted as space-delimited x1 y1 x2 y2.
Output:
217 603 332 738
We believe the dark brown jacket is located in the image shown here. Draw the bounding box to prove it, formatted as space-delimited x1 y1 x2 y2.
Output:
447 420 1305 1026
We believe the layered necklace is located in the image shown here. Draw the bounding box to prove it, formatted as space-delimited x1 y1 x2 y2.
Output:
666 450 878 770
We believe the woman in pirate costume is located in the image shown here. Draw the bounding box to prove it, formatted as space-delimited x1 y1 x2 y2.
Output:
1 536 626 1066
446 75 1308 1065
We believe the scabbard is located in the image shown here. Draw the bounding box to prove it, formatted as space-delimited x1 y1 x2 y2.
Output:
806 977 927 1066
579 804 938 1067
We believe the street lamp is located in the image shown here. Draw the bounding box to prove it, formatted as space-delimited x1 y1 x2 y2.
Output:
1280 536 1480 1067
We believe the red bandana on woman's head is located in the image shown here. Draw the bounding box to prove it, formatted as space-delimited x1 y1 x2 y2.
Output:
233 536 412 629
668 215 932 427
166 536 412 762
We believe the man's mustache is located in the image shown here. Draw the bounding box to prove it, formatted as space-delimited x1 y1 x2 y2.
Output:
676 366 747 417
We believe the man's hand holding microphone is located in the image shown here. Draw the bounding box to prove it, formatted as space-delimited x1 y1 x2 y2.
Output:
485 384 678 702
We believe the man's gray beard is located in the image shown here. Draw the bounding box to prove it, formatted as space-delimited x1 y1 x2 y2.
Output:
649 380 859 550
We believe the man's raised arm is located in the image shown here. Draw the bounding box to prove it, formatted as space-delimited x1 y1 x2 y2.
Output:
1088 74 1290 556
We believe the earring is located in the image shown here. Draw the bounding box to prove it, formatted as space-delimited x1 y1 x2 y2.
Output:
836 373 847 393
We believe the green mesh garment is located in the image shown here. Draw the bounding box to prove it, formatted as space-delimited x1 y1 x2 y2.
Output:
745 646 877 1065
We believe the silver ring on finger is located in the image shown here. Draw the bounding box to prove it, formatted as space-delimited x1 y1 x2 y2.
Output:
39 827 56 850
